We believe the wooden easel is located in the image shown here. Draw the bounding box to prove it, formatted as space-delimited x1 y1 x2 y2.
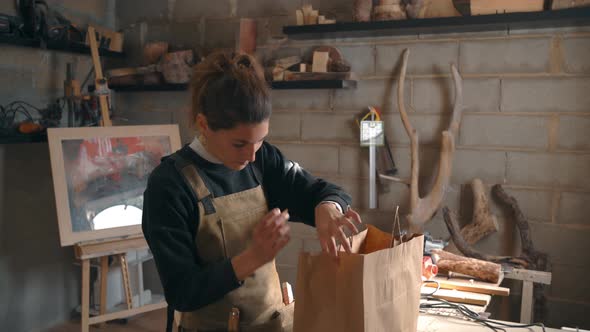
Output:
74 27 167 332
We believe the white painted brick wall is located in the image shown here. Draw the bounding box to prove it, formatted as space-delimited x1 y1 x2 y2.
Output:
501 188 554 223
502 78 590 113
333 79 409 112
460 114 549 149
274 143 339 174
507 153 590 189
383 113 451 145
413 78 458 113
529 222 590 266
459 38 552 74
548 264 590 302
462 79 501 112
452 149 506 184
268 112 301 141
561 36 590 74
272 89 330 110
375 42 459 75
557 192 590 225
557 115 590 151
301 113 355 142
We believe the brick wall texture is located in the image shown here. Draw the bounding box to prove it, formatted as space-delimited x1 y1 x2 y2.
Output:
113 1 590 328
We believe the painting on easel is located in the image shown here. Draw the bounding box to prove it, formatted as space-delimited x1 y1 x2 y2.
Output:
48 125 181 246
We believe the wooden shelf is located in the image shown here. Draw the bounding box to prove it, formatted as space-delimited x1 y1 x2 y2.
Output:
104 80 356 91
105 83 189 92
283 7 590 39
0 35 125 58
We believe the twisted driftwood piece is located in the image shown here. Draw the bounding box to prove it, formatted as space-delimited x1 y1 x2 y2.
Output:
442 184 548 270
397 48 463 233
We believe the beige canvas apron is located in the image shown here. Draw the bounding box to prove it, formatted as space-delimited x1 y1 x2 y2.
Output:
174 159 293 332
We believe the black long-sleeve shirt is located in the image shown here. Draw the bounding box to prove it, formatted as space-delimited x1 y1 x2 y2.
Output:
142 141 351 312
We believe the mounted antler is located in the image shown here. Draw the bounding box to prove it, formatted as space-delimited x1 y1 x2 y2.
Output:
397 48 463 233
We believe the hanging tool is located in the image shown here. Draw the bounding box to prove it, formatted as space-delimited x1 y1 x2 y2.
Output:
359 108 382 209
87 26 112 126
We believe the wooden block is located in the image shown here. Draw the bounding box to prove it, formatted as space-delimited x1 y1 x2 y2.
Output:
312 51 329 73
471 0 544 15
238 18 257 55
318 15 326 24
324 19 337 24
74 235 147 260
299 63 307 72
296 10 304 25
309 10 319 24
421 287 491 306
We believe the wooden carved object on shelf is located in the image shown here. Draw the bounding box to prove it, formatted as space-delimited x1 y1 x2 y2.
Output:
406 0 461 18
158 50 194 84
445 178 499 252
396 48 463 233
374 0 408 21
354 0 373 22
442 184 548 271
143 42 169 65
431 249 502 283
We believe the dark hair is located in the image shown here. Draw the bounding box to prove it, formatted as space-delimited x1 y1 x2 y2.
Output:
190 52 271 131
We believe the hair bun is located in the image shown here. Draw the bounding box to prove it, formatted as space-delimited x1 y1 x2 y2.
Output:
234 54 252 70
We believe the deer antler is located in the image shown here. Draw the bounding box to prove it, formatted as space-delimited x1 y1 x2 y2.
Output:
397 48 463 233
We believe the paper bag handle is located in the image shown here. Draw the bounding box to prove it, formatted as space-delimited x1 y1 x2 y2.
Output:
390 205 404 248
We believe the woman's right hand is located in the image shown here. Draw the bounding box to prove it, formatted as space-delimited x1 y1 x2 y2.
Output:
232 208 291 280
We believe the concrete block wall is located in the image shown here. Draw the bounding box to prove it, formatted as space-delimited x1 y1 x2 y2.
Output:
0 2 116 331
113 1 590 329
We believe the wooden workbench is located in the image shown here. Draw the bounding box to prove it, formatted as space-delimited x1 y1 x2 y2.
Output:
418 314 558 331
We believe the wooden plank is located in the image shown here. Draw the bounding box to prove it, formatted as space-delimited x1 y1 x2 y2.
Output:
504 268 552 285
99 256 109 326
120 254 133 309
520 280 534 324
81 259 90 332
75 236 148 260
421 287 491 306
88 301 167 324
87 26 112 127
424 277 510 296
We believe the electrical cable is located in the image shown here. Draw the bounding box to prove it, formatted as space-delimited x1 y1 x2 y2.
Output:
420 281 546 332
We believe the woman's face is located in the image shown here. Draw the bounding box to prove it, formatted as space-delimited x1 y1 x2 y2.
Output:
198 114 269 171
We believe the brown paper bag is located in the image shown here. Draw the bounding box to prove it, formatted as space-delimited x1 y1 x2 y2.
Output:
293 226 424 332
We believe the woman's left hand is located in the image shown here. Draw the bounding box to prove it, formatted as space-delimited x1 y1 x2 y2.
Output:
315 203 362 257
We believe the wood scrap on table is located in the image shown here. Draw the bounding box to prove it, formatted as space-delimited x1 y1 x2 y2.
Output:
431 249 502 283
423 275 509 296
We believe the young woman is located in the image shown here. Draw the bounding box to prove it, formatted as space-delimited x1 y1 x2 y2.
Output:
142 52 362 332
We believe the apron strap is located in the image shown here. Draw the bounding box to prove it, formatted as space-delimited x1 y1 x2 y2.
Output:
170 152 216 215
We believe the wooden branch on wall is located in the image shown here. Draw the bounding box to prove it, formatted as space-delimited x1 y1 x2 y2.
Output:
446 178 499 252
397 48 463 233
